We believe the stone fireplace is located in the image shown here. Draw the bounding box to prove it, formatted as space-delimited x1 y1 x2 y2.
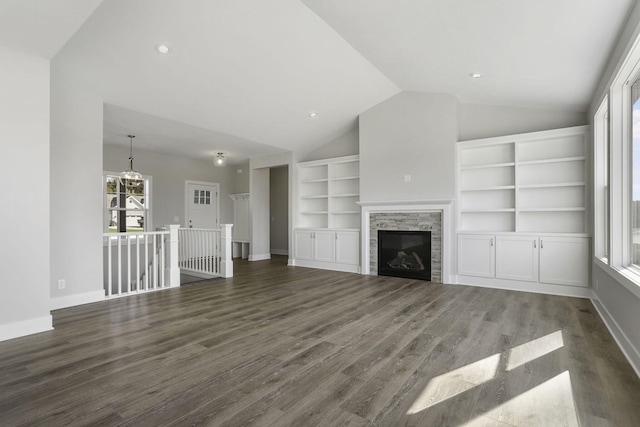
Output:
360 201 453 284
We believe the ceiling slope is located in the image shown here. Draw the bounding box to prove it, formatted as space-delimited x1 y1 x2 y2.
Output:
302 0 634 111
53 0 400 155
0 0 103 59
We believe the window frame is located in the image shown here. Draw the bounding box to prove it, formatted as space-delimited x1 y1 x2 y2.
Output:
103 171 152 234
596 32 640 297
594 96 609 262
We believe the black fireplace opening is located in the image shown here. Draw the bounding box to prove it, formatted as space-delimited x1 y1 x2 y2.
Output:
377 230 431 281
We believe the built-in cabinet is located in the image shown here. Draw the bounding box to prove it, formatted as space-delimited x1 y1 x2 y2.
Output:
457 126 591 296
294 229 359 273
293 155 360 273
458 234 588 288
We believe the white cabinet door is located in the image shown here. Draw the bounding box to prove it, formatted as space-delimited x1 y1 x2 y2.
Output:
496 235 539 282
314 230 336 263
458 234 495 278
294 229 314 261
539 237 589 287
335 231 359 265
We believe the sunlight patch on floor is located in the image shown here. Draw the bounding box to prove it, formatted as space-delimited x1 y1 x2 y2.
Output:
406 353 501 414
462 371 578 427
407 330 569 419
506 330 564 371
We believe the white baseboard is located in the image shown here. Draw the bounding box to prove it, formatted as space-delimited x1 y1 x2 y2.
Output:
249 253 271 261
50 290 106 311
456 275 592 299
0 315 53 342
591 296 640 379
270 248 289 256
292 259 360 274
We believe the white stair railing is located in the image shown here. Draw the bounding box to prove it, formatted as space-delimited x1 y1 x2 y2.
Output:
179 224 233 278
103 225 180 297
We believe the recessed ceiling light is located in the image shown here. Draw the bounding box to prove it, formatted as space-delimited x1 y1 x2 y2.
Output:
469 72 483 79
155 43 172 54
309 112 318 118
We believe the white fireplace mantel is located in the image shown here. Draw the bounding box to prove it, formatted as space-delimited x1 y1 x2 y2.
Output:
359 200 454 284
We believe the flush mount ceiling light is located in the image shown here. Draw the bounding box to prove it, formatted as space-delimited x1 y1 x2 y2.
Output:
155 43 172 54
309 112 318 118
119 135 143 185
213 152 227 167
469 72 483 79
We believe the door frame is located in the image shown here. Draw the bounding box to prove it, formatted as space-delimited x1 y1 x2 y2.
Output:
184 180 220 229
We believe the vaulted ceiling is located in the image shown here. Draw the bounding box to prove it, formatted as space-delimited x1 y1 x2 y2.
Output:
2 0 635 163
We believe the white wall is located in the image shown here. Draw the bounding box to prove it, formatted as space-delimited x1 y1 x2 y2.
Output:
459 104 587 141
233 162 250 194
300 128 359 162
588 0 640 375
270 166 289 255
0 47 52 340
50 65 105 310
103 145 236 227
359 91 458 202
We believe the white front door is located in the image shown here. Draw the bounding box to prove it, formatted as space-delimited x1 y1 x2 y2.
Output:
186 181 219 229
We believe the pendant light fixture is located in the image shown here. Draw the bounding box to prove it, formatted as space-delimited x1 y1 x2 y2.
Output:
213 152 227 167
120 135 143 184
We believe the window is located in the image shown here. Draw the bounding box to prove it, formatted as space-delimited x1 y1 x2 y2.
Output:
632 78 640 267
594 97 609 261
104 174 150 233
194 189 211 205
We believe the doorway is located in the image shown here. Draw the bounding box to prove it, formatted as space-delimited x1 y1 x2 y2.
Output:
270 166 289 256
185 181 220 229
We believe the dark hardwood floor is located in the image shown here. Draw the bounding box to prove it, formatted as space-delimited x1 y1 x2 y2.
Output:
1 256 639 426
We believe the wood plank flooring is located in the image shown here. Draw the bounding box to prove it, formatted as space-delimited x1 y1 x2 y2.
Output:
1 256 639 426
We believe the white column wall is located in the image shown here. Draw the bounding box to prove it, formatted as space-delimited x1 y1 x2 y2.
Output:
49 67 105 310
0 47 52 340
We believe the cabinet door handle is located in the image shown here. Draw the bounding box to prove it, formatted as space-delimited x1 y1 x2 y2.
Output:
335 233 338 240
540 239 543 249
533 240 536 248
490 238 494 247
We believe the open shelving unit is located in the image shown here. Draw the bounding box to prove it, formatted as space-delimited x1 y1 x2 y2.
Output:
458 126 588 234
456 126 591 295
297 155 360 229
294 155 361 273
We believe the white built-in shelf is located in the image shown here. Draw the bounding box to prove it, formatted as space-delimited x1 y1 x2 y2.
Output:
519 207 586 212
332 176 359 181
297 155 360 229
332 211 360 215
460 185 516 192
461 162 515 171
462 208 516 213
519 182 585 189
457 126 589 234
518 156 585 166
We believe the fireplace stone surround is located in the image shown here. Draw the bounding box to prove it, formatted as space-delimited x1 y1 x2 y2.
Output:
359 200 453 284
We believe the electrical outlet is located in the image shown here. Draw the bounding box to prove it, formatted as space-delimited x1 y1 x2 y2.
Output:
57 279 66 290
404 174 411 182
